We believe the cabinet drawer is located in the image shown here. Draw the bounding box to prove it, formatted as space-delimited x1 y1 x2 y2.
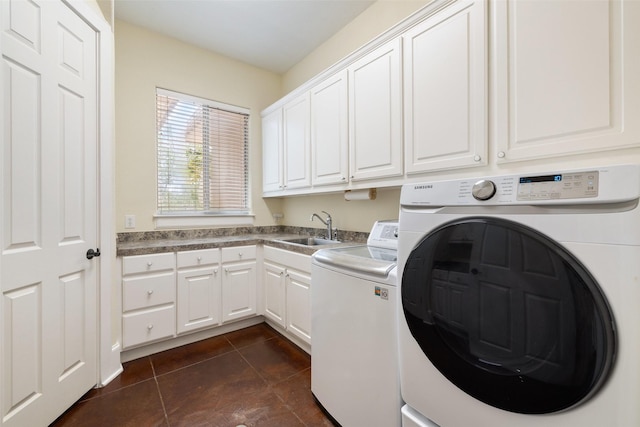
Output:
177 248 220 269
221 245 256 263
122 305 175 348
123 272 175 312
123 253 175 275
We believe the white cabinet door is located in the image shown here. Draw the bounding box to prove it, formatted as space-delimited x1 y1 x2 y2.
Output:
492 0 640 162
263 262 286 327
286 269 312 345
262 108 283 193
349 38 403 181
283 92 311 189
1 1 99 425
176 249 221 334
177 267 221 334
221 260 257 323
404 0 487 173
311 70 349 186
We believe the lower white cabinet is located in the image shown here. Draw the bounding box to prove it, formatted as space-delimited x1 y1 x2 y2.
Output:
264 261 287 327
121 244 314 352
176 249 221 334
263 246 312 345
121 252 176 349
221 246 258 323
122 245 258 350
285 269 312 344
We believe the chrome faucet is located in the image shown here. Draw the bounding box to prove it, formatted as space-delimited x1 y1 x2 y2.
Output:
310 211 333 240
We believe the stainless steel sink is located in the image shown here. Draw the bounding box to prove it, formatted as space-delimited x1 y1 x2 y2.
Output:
277 237 339 246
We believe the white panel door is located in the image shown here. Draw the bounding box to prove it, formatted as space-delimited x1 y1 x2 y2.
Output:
492 0 640 162
0 1 98 426
404 0 487 174
349 38 403 181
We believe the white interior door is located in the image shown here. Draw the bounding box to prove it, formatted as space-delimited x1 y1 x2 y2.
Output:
1 0 98 425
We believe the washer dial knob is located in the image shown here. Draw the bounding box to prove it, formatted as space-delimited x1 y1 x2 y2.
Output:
472 179 496 201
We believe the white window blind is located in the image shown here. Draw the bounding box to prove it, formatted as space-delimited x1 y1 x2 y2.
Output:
156 89 249 214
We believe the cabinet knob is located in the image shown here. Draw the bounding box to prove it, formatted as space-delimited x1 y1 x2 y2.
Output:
497 151 506 159
197 256 202 263
214 268 218 274
225 268 229 274
238 253 243 258
147 324 154 330
147 290 154 296
147 262 153 268
474 155 482 162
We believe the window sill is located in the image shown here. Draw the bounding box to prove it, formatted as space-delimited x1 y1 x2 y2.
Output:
154 213 255 229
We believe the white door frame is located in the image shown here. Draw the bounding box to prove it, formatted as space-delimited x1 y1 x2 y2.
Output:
63 0 121 387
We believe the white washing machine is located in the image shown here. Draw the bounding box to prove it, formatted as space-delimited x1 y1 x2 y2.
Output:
397 165 640 426
311 220 401 427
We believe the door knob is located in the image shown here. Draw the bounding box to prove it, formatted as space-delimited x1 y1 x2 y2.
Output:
86 248 101 260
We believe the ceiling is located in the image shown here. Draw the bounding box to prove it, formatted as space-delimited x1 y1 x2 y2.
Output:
114 0 375 74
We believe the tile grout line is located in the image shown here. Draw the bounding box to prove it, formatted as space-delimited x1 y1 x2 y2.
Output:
234 334 314 425
150 357 171 426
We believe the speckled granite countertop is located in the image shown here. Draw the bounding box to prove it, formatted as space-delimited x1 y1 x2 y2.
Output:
116 226 368 257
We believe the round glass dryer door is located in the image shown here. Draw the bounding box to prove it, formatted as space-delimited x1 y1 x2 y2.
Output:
402 217 616 414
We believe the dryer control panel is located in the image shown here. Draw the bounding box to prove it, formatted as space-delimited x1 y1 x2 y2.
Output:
517 171 598 201
400 165 640 206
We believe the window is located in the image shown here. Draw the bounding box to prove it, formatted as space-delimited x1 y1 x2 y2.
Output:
156 88 250 220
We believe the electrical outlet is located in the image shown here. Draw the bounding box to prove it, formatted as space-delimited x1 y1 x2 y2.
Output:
124 215 136 229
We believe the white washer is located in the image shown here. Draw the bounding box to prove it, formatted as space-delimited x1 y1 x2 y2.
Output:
311 220 401 427
397 165 640 427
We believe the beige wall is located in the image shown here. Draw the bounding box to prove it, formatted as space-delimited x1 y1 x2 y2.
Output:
115 20 284 232
283 0 429 93
115 1 431 234
279 0 429 232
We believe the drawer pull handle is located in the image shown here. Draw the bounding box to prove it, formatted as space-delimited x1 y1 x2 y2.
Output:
225 268 229 274
147 290 154 296
147 262 153 268
197 256 202 262
214 268 218 274
147 324 154 330
239 253 243 258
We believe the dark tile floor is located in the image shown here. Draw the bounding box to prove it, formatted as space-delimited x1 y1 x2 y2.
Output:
50 323 336 427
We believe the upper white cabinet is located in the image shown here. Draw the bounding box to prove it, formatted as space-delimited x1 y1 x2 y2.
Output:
349 38 403 181
404 0 487 173
492 0 640 162
262 108 283 192
283 93 312 189
311 70 349 186
262 93 312 193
